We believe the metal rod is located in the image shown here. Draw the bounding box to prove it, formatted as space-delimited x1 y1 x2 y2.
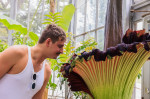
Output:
74 26 104 38
130 10 150 12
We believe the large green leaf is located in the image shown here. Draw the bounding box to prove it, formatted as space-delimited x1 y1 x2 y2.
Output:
43 4 75 32
29 32 39 43
59 4 75 32
0 14 27 35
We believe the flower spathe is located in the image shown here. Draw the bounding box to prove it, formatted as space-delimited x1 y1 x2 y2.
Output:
60 29 150 99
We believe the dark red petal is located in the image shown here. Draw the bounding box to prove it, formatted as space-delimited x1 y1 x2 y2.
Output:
67 71 94 98
81 51 92 61
106 47 117 57
64 65 71 75
128 32 138 44
142 41 150 51
126 43 137 53
116 43 127 52
92 49 107 61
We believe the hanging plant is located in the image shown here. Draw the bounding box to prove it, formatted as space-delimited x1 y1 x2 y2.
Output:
60 29 150 99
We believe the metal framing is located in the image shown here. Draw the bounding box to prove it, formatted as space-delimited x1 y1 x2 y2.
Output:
73 0 106 50
8 0 18 45
83 0 87 41
74 26 104 38
95 0 99 42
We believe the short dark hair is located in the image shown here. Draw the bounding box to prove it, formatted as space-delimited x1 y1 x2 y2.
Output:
38 24 66 43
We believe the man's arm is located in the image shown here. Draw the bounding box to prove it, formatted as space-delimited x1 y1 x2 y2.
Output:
32 63 51 99
0 45 23 79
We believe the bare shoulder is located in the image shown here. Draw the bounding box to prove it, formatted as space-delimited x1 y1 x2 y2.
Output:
10 45 28 55
0 45 28 78
1 45 27 56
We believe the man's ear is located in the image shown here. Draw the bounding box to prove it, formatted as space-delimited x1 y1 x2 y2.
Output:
45 38 52 47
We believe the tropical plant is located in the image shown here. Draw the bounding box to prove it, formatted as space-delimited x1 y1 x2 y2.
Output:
43 4 75 32
60 29 150 99
0 14 39 44
0 40 8 52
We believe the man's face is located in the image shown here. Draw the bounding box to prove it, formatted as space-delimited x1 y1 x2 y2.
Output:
49 38 65 59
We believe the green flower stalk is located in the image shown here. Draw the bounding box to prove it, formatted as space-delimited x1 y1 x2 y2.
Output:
60 29 150 99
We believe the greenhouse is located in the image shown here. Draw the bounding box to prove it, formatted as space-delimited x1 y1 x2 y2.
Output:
0 0 150 99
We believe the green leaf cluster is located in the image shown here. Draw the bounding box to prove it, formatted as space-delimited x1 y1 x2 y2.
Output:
43 4 75 32
0 40 8 52
0 14 39 45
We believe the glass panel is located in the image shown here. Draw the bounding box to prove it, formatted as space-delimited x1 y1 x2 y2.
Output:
98 0 108 27
58 0 69 12
86 0 96 31
48 71 65 98
16 0 31 27
136 21 143 30
76 0 85 35
0 0 11 41
0 0 10 15
30 0 43 34
136 77 141 99
42 0 51 32
97 29 104 50
75 36 83 48
85 31 95 41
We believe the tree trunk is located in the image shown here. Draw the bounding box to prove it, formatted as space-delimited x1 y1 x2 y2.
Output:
104 0 123 50
50 0 55 14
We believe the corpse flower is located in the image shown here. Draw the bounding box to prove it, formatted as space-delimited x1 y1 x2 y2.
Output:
60 29 150 99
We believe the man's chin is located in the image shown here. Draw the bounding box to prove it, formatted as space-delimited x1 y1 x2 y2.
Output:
50 54 59 59
51 57 57 59
52 56 58 59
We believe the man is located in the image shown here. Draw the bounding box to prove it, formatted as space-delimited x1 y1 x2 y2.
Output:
0 24 66 99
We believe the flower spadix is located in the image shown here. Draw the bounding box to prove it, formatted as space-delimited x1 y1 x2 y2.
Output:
60 29 150 99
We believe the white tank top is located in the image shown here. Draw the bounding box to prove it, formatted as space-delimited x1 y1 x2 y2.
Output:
0 46 45 99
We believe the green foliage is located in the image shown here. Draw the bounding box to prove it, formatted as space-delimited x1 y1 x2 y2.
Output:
75 38 97 53
46 0 50 4
26 39 36 46
43 12 62 24
0 14 27 35
0 40 8 52
12 32 24 45
73 92 91 99
47 75 57 90
59 4 75 32
43 4 75 32
12 32 36 46
73 92 82 99
29 32 39 43
0 14 39 44
137 70 142 79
